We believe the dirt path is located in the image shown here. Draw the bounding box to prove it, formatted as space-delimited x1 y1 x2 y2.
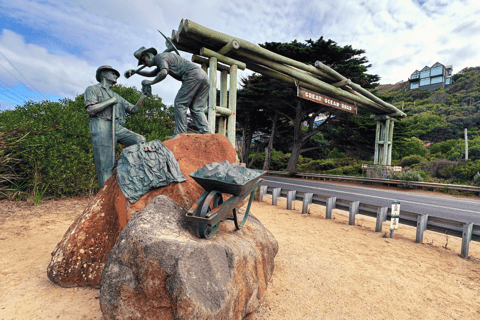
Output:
1 194 480 320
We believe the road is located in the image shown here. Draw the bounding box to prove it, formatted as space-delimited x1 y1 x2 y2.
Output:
262 176 480 225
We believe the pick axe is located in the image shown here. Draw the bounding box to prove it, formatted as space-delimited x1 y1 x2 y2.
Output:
124 65 147 79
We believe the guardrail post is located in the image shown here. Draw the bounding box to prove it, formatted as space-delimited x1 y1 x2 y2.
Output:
461 222 473 258
286 190 297 210
415 214 429 243
302 193 313 214
349 201 360 225
326 197 336 219
272 188 281 206
259 185 268 202
375 207 388 232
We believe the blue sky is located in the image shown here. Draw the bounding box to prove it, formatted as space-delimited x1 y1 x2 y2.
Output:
0 0 479 110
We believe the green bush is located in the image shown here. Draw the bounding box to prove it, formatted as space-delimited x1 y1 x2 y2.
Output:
388 170 424 182
473 172 480 185
0 85 173 199
400 155 425 167
297 159 336 172
452 161 480 181
328 148 346 159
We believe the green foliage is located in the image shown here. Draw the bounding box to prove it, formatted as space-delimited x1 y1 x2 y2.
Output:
248 149 292 171
388 170 424 182
473 172 480 185
0 85 173 199
400 155 425 167
451 161 480 182
393 137 427 159
328 148 346 159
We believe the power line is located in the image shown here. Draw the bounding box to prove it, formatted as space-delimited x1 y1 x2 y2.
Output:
0 50 48 100
0 61 39 101
0 90 24 105
0 79 30 103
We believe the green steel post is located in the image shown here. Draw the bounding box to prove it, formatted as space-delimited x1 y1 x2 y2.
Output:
218 70 228 135
382 119 390 165
208 57 217 133
374 121 380 165
227 64 237 147
387 119 395 165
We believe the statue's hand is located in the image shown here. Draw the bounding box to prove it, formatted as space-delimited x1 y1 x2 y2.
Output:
110 96 118 104
141 79 152 86
142 84 152 97
124 69 135 79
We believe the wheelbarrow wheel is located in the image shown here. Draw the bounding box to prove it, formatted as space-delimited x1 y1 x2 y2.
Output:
232 189 255 230
198 190 223 239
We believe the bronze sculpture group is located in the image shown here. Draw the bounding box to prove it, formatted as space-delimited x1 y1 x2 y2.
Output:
85 33 211 188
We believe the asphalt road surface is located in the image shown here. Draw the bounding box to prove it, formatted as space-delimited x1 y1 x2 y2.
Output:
262 176 480 225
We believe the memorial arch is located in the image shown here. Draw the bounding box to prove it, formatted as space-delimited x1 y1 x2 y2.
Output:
170 19 406 166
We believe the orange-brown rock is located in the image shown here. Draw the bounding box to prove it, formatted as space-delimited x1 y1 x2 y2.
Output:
47 134 236 288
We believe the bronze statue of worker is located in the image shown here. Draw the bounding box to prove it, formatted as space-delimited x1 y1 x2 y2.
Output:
125 34 211 138
84 65 151 188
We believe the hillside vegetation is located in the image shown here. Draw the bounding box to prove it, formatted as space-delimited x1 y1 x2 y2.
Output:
249 67 480 191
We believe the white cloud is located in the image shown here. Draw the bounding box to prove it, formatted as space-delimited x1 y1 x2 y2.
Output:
0 0 479 108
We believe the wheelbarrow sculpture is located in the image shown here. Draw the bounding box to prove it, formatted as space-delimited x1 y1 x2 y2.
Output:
186 162 265 239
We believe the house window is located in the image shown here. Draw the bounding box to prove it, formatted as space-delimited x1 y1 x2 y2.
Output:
420 70 430 78
411 73 419 79
445 78 451 85
420 78 430 86
431 76 443 84
430 67 443 76
410 82 420 89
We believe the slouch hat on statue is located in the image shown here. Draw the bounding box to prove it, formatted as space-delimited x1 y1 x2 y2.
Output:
96 65 120 82
134 46 158 66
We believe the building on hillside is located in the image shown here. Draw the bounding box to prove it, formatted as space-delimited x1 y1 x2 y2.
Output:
408 62 453 91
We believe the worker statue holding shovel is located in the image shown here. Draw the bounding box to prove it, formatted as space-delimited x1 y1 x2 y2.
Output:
124 31 211 138
84 65 152 188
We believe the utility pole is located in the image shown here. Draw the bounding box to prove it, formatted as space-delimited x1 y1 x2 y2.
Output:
465 128 468 160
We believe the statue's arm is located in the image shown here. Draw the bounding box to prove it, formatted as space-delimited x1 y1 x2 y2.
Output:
142 69 168 86
84 87 117 116
135 67 160 77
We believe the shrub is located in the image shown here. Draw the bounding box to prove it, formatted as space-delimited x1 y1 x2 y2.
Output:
328 148 346 159
298 159 336 172
424 159 459 178
473 172 480 185
0 85 173 199
401 155 425 167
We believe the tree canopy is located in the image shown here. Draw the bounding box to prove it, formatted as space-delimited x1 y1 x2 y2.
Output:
237 36 380 171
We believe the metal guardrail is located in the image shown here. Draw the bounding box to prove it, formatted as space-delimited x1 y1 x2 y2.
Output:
266 171 480 194
258 185 479 259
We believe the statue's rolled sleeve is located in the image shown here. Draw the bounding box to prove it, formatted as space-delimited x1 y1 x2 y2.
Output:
119 95 136 114
84 85 100 108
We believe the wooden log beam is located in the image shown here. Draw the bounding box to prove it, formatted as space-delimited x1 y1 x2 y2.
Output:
183 19 336 81
200 47 246 70
331 79 351 87
192 55 230 72
236 50 390 113
243 61 379 113
218 40 240 56
315 61 406 117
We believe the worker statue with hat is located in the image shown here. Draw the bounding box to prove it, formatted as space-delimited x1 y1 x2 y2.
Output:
84 65 151 188
124 32 211 138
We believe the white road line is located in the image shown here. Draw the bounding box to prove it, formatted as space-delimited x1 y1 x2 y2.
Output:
265 180 480 214
266 177 480 205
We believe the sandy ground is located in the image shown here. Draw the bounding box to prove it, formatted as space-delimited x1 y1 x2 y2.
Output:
1 190 480 319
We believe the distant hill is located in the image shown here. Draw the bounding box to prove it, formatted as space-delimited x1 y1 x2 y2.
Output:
374 66 480 143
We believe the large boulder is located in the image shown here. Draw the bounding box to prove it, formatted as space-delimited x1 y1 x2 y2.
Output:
47 134 237 288
100 195 278 320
